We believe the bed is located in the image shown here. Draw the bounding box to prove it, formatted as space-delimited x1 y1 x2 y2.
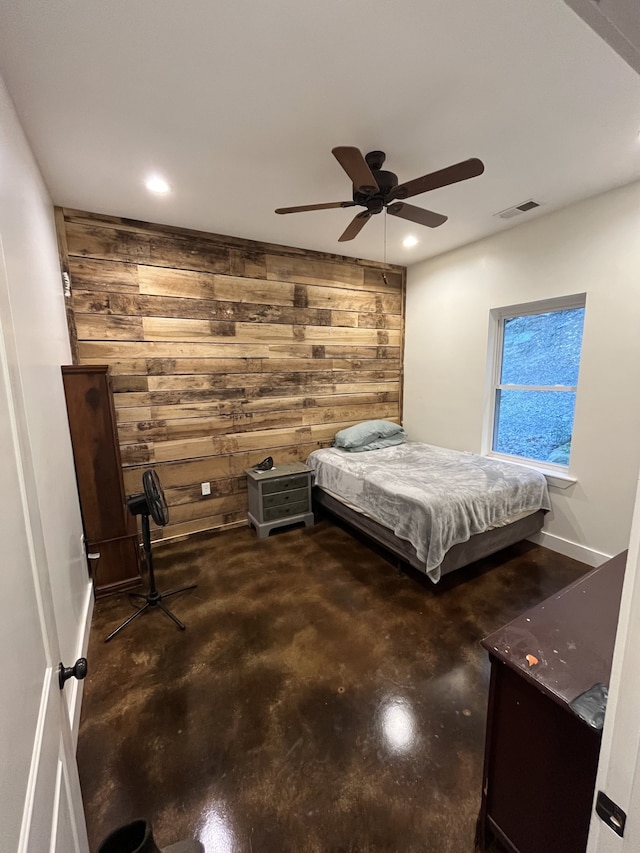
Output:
306 441 551 583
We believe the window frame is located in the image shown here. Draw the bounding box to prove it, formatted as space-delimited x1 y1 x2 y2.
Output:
483 293 586 474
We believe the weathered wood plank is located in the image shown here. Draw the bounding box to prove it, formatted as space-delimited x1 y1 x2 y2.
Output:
66 222 232 274
101 355 401 376
267 255 403 293
139 266 297 306
72 290 344 327
266 254 365 289
120 443 155 466
146 370 400 391
163 477 245 506
113 392 152 408
114 382 400 412
305 284 402 314
115 390 399 423
123 455 232 491
75 314 144 341
228 248 266 279
73 288 402 330
110 375 149 393
68 257 140 293
78 340 270 359
142 317 236 341
117 412 238 444
137 317 399 346
266 344 400 359
138 266 217 300
164 492 248 525
233 322 401 347
232 403 398 434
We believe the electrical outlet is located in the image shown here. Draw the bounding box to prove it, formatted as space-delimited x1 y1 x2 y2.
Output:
201 482 211 496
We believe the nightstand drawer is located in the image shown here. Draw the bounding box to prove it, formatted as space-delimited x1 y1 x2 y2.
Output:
262 474 308 494
263 487 309 509
263 500 309 522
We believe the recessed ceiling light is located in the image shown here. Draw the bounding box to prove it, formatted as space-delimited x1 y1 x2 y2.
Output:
145 175 171 194
403 235 418 248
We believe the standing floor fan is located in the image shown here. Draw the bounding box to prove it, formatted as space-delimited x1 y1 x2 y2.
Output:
105 469 197 643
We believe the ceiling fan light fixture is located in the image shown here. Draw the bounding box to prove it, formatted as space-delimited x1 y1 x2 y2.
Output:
145 174 171 194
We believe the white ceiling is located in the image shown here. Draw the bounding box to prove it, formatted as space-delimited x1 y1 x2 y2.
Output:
1 0 639 266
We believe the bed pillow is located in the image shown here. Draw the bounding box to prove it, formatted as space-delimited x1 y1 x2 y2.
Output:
346 431 407 452
334 419 403 449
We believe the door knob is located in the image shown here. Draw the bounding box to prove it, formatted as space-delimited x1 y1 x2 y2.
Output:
58 657 88 690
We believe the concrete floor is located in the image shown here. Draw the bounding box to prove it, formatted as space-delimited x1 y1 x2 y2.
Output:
77 519 588 852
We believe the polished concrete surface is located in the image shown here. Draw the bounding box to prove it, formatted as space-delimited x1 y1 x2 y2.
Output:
78 520 589 852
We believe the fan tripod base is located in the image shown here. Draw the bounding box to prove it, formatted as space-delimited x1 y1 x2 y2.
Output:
105 582 197 643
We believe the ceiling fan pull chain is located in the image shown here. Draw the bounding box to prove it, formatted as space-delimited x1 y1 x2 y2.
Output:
382 210 388 285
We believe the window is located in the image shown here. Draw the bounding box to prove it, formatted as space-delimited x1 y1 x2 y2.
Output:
488 296 585 467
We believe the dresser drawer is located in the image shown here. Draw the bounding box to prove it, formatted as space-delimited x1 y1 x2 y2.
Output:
263 487 309 509
262 473 309 495
263 500 309 522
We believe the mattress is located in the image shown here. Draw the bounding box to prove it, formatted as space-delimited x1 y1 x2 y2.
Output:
307 441 551 582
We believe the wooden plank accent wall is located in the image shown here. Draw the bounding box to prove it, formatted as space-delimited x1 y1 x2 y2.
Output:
58 209 405 541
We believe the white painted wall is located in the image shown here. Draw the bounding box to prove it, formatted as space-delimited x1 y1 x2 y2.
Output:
404 179 640 565
0 74 91 710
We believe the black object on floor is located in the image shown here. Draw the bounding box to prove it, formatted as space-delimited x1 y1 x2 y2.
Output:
97 818 204 853
105 470 197 643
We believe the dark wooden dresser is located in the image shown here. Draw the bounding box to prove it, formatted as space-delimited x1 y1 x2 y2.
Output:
477 551 627 853
62 365 141 597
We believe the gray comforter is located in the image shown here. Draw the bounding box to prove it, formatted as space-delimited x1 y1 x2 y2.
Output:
307 442 551 582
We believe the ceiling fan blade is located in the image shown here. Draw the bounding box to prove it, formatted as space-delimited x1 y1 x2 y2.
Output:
275 201 356 214
392 157 485 200
338 211 372 242
387 202 448 228
332 147 379 194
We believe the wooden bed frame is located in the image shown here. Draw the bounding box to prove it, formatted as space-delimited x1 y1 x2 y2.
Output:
313 486 546 580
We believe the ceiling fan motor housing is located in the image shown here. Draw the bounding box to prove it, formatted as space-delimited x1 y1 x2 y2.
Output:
364 150 386 171
353 152 399 211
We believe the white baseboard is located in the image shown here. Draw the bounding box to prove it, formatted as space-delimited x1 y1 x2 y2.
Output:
68 581 94 748
528 530 612 568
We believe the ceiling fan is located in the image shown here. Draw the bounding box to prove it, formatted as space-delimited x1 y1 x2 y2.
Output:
275 147 485 242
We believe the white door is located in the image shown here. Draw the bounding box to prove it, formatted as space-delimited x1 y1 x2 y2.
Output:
0 323 89 851
587 472 640 851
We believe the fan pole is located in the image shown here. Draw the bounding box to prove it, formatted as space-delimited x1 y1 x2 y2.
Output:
141 512 158 599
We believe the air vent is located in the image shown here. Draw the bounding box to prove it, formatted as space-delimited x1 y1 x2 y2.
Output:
495 199 543 220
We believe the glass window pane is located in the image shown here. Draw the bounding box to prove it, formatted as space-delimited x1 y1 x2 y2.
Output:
500 308 585 386
493 389 576 464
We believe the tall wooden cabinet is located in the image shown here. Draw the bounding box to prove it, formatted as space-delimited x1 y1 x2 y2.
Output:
62 365 141 597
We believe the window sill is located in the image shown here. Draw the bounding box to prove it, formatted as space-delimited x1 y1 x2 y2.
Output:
486 453 577 490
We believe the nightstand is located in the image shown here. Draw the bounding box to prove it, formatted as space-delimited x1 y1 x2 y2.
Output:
245 461 314 539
